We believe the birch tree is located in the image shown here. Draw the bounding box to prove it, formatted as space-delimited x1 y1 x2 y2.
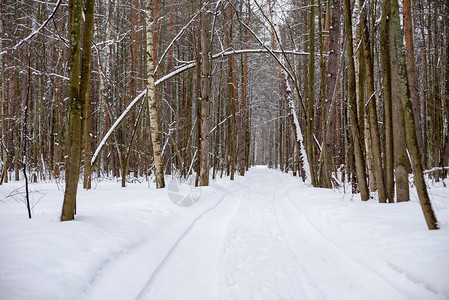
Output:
146 0 165 189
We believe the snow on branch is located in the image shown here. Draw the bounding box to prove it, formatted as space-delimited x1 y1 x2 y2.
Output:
95 47 312 167
282 67 311 182
155 48 309 87
213 48 312 58
154 8 203 74
91 90 146 166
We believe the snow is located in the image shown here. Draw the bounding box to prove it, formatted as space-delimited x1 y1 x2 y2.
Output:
1 167 448 299
91 90 146 166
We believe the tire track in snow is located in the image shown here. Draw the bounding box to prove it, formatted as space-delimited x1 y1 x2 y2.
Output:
271 190 326 299
277 180 434 300
135 186 244 299
219 175 310 300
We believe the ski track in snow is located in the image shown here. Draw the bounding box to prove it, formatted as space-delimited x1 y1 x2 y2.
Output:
87 168 444 300
3 168 445 299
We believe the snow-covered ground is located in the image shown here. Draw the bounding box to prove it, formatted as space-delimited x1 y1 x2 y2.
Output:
1 167 448 300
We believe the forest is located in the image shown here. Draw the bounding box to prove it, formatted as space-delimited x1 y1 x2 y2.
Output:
0 0 448 230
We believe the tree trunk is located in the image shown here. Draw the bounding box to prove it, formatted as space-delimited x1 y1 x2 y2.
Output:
360 0 387 203
390 55 410 203
199 7 212 186
403 0 423 161
444 2 449 169
324 0 341 187
343 0 369 201
389 0 438 229
380 2 395 202
0 2 6 185
307 0 317 186
146 0 165 189
61 0 85 221
80 0 95 190
238 1 250 176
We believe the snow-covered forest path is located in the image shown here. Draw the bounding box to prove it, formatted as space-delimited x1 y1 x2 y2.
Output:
86 167 442 300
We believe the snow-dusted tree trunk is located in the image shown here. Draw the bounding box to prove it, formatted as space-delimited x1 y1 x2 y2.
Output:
146 0 165 189
282 69 310 182
263 0 310 182
199 8 212 186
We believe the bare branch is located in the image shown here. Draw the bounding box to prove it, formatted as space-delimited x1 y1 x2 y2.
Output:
0 0 63 57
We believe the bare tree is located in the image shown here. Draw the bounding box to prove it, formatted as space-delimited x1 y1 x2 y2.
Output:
61 0 95 221
146 0 165 189
389 0 438 229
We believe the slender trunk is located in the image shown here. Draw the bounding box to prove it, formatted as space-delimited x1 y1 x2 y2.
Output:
324 0 341 187
146 0 165 189
122 103 144 187
403 0 423 161
80 0 95 190
195 31 201 187
13 70 20 181
0 1 6 184
307 0 317 186
432 10 443 181
418 0 429 168
227 5 237 180
444 2 449 168
380 2 395 202
212 70 222 180
318 0 330 187
360 0 387 203
199 8 212 186
238 1 249 176
343 0 369 201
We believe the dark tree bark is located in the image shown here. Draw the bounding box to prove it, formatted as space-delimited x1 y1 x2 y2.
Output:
343 0 369 201
199 7 212 186
81 0 95 190
389 0 438 229
307 0 317 186
323 0 341 187
403 0 423 162
61 0 92 221
380 1 395 202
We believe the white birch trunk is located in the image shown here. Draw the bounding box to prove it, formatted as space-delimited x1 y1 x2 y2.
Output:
146 0 165 188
